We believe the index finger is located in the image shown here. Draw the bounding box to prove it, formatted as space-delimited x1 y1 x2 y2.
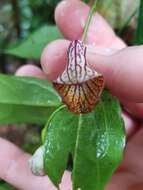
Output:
55 0 116 46
41 0 125 80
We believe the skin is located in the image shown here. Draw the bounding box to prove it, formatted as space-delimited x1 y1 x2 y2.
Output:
0 0 143 189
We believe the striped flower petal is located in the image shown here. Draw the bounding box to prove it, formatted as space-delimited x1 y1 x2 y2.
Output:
53 40 104 114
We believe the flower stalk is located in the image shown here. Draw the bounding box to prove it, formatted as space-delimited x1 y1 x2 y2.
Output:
82 0 98 42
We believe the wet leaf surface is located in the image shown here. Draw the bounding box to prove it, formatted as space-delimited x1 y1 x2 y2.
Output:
44 90 125 190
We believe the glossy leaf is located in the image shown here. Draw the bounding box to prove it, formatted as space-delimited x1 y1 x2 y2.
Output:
5 25 62 59
44 107 78 186
0 104 55 125
44 90 125 190
0 74 61 124
72 90 125 190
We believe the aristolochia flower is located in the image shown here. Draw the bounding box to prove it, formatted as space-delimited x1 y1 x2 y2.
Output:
53 40 104 114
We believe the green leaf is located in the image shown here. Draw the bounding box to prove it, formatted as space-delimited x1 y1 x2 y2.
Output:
134 0 143 44
5 25 62 59
72 91 125 190
0 181 15 190
0 104 55 125
44 107 79 186
0 74 61 124
44 90 125 190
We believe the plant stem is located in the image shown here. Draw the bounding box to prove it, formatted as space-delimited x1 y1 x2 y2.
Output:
82 0 98 42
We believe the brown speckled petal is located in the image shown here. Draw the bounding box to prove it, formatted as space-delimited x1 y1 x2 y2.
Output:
53 76 104 114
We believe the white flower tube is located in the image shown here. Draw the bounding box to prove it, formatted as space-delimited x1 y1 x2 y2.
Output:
28 145 45 176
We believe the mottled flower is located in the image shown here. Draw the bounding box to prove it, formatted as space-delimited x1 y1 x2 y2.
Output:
53 40 104 114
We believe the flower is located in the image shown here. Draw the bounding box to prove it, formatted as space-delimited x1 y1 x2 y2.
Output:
53 40 104 114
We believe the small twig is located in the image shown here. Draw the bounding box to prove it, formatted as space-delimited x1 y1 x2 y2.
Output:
82 0 98 42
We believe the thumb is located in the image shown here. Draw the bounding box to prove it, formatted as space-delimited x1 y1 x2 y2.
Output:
87 45 143 102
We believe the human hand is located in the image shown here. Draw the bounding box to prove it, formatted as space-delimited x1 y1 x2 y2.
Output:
0 0 142 190
87 45 143 119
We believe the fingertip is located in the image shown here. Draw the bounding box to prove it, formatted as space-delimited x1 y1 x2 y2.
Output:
122 112 138 139
55 0 117 46
123 102 143 120
40 39 70 80
60 171 72 190
15 65 47 80
55 0 88 40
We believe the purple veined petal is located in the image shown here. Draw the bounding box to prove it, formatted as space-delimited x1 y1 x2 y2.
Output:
54 40 101 84
53 40 105 114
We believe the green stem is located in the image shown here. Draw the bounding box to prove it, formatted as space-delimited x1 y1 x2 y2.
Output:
82 0 98 42
42 105 66 143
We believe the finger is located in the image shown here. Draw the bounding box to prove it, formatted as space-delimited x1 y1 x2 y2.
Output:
106 128 143 190
15 64 47 79
0 138 71 190
122 112 138 139
41 0 126 80
123 102 143 120
118 127 143 184
87 45 143 102
41 40 70 80
40 41 122 81
55 0 125 48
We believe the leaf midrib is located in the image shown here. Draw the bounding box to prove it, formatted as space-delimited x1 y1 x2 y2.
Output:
73 100 110 190
72 114 82 190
